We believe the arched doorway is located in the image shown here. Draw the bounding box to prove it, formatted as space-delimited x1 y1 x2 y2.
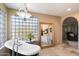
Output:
63 17 78 48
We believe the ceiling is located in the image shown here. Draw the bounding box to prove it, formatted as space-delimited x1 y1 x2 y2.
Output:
5 3 79 16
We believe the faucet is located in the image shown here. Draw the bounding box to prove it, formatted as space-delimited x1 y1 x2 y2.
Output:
12 38 19 56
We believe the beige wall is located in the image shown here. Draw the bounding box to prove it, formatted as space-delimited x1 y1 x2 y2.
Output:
61 12 79 24
61 12 79 44
31 12 61 45
7 8 61 45
1 3 78 46
0 4 61 45
0 3 7 12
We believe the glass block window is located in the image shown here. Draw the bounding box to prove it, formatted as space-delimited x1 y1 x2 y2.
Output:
10 16 39 41
0 9 6 48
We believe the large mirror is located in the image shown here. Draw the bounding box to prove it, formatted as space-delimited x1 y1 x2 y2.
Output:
40 23 54 48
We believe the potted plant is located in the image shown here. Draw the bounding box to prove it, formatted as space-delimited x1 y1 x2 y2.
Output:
26 32 34 43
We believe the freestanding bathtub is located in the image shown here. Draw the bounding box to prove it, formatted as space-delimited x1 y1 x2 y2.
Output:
4 39 41 56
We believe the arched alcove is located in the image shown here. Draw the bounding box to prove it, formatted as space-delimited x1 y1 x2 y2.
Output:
62 17 78 48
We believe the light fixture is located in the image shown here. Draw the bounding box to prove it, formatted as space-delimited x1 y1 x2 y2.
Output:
16 3 32 19
67 8 71 11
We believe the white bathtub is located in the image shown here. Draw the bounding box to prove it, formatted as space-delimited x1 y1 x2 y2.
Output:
4 39 41 56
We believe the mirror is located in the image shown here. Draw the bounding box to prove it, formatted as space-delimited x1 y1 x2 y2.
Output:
40 23 54 48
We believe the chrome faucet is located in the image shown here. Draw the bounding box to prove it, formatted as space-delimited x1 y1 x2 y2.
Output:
12 38 19 56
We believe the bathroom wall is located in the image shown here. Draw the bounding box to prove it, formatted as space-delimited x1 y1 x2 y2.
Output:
31 12 61 45
7 8 61 45
1 3 79 46
0 3 7 12
61 12 79 47
0 3 10 55
0 3 61 45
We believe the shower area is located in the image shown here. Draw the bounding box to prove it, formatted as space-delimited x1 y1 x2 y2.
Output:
63 17 78 49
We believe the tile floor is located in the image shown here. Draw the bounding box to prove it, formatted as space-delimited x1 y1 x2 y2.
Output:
0 43 79 56
39 44 79 56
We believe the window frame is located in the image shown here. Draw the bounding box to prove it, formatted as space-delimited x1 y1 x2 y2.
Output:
10 16 39 41
0 9 7 49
